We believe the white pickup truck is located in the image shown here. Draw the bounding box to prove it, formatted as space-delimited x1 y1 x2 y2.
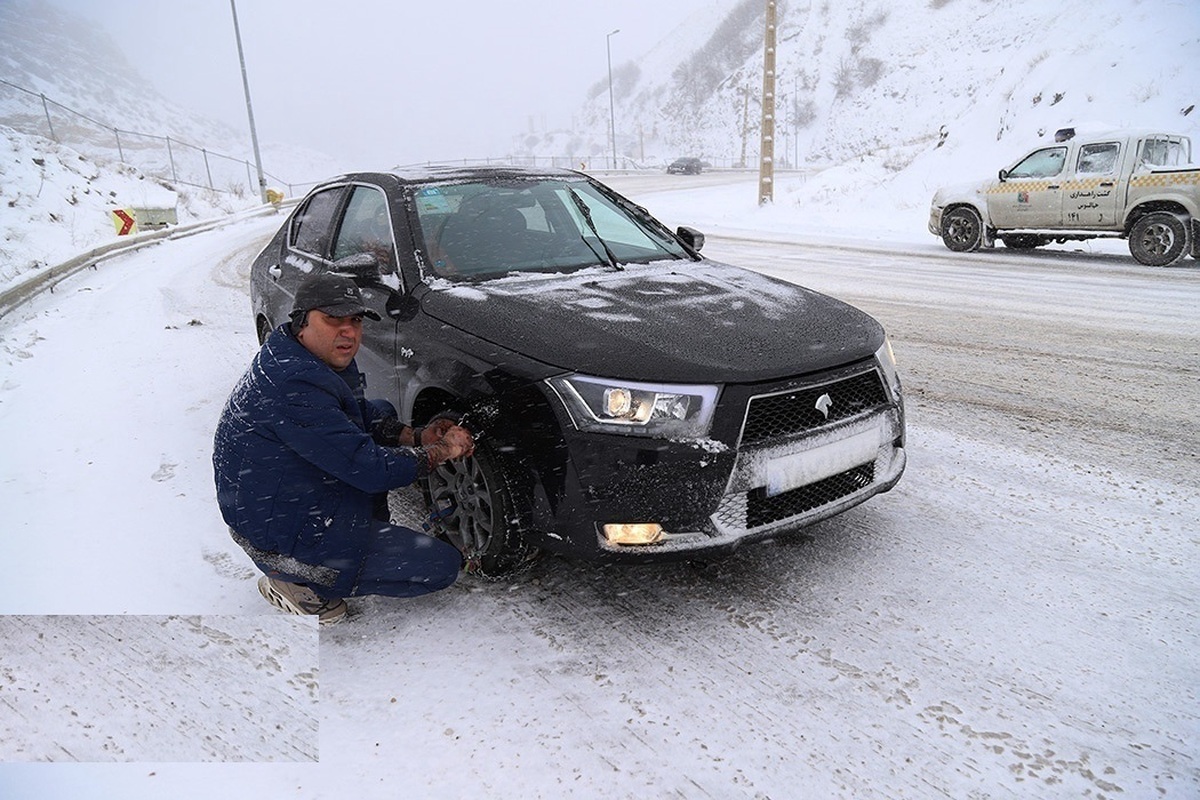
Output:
929 128 1200 266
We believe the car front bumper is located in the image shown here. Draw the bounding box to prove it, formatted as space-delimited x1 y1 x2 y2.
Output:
531 363 907 563
928 205 944 236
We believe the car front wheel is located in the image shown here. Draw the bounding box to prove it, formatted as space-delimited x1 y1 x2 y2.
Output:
1129 212 1190 267
424 443 538 577
940 206 984 252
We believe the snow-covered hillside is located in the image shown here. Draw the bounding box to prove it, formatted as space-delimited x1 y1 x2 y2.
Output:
0 125 264 291
0 0 347 290
547 0 1200 177
0 0 341 290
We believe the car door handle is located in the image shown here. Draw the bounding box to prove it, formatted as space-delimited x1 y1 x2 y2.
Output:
1099 181 1115 187
268 265 282 279
1047 184 1061 190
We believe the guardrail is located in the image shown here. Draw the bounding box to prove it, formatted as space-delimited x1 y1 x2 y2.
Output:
0 78 319 197
0 200 298 320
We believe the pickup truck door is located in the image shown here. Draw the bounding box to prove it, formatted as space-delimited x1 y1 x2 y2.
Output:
987 146 1068 229
1064 141 1123 229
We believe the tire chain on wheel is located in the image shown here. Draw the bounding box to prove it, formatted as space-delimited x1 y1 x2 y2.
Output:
474 447 539 579
426 457 539 581
425 406 540 579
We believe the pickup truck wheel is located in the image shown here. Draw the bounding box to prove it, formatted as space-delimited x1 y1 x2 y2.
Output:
941 207 983 252
424 443 539 578
1129 212 1190 267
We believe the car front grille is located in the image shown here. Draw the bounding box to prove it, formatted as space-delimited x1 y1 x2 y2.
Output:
745 463 875 528
707 364 902 540
711 459 881 534
740 369 889 446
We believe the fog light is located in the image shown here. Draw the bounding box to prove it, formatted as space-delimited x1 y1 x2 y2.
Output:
603 523 664 546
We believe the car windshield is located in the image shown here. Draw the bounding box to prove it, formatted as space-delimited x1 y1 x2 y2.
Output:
1008 147 1067 179
413 177 691 280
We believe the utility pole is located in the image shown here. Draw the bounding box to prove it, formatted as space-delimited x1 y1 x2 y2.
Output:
758 0 777 205
230 0 267 204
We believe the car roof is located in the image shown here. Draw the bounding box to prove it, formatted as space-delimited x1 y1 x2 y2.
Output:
313 164 586 191
1045 128 1189 145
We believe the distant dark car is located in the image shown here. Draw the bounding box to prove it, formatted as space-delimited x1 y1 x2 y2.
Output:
667 157 704 174
249 166 906 575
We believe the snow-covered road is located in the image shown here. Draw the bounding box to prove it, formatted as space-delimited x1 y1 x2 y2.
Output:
0 194 1196 798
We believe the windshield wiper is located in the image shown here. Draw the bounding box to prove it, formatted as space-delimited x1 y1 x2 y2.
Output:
566 186 622 271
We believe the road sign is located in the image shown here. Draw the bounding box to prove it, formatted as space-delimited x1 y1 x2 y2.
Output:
111 209 137 236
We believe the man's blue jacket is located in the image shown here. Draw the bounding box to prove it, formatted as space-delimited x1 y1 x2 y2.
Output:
213 325 422 570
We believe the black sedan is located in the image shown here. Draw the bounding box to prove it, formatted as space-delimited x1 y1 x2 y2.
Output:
249 166 906 575
667 157 704 174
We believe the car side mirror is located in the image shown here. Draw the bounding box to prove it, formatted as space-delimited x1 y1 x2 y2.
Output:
676 225 705 253
998 168 1009 182
331 251 383 280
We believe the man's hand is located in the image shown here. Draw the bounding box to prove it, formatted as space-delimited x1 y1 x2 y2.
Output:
422 424 476 467
419 416 458 446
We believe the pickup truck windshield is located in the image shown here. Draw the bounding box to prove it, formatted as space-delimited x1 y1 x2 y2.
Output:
1009 147 1068 179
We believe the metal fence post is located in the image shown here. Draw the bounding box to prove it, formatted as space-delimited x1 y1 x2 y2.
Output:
39 93 56 141
166 136 178 182
202 149 213 189
114 128 124 163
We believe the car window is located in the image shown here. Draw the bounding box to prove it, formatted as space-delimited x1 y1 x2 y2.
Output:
331 185 396 271
290 188 343 256
1076 142 1120 175
1008 147 1067 179
1139 136 1190 168
414 178 690 280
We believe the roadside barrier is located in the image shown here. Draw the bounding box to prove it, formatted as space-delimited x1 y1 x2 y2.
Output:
0 200 297 320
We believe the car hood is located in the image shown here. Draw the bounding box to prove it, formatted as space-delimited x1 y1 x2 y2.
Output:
932 179 993 204
419 260 883 383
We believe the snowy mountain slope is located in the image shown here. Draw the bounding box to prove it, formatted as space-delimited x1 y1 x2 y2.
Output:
0 0 344 291
0 0 250 167
0 125 262 291
556 0 1200 182
0 1 343 193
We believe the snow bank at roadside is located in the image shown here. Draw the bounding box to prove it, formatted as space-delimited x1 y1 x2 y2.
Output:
0 126 262 292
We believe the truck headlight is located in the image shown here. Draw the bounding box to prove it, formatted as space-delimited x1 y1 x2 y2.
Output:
875 336 902 400
547 374 719 438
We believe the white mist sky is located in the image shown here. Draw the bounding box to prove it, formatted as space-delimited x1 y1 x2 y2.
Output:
46 0 714 167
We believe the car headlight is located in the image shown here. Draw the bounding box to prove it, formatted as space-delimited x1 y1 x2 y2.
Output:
875 336 902 399
547 374 719 438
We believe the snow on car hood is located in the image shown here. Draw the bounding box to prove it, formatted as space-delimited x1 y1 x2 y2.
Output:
420 260 883 383
932 178 993 203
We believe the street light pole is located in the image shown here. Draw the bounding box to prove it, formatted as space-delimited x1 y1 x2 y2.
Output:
230 0 267 204
606 28 620 171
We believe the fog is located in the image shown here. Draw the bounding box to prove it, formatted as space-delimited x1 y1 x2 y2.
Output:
44 0 711 167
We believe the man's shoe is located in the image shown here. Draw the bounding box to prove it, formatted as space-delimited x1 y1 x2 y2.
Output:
257 576 347 625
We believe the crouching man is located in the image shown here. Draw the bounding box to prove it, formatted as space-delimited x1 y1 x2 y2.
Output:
213 273 473 624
